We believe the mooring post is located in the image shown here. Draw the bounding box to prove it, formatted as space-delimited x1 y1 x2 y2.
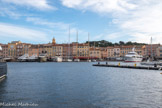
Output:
98 62 100 65
106 62 108 65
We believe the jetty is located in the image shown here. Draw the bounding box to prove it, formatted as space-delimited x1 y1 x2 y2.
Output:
93 62 162 71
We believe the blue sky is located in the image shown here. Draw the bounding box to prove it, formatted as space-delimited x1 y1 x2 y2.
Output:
0 0 162 44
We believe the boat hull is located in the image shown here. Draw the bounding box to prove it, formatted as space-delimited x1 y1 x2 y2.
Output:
0 62 7 79
125 57 142 62
53 57 63 62
38 57 47 62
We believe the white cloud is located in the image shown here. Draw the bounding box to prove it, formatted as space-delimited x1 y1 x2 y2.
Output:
25 17 89 43
61 0 162 43
0 22 50 42
26 17 69 30
1 0 56 10
61 0 136 13
0 3 22 19
117 1 162 43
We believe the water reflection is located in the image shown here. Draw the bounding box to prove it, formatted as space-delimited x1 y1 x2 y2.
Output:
0 62 162 108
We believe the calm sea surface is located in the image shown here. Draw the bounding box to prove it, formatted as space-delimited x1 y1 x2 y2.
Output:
0 62 162 108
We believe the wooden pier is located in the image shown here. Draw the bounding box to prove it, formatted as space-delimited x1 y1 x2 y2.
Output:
93 63 162 71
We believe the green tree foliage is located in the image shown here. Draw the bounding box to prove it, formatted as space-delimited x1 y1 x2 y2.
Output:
86 40 146 47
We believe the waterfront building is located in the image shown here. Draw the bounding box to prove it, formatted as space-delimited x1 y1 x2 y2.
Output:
107 47 114 57
8 41 21 58
16 43 26 57
28 45 39 56
114 47 120 57
72 43 89 60
3 40 161 60
144 44 160 58
100 47 108 59
23 43 31 56
52 44 63 57
135 45 144 56
43 44 52 57
120 45 134 57
60 44 73 59
156 45 162 59
89 47 101 59
141 45 146 56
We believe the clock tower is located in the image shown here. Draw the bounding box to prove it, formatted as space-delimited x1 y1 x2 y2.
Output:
52 37 56 44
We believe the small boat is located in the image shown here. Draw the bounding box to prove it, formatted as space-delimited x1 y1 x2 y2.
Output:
87 59 91 62
67 59 72 62
74 59 80 62
141 37 162 66
38 53 47 62
125 48 143 62
53 56 63 62
141 59 162 66
92 59 97 62
116 57 124 61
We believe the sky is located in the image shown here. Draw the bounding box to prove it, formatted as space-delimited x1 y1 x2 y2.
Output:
0 0 162 44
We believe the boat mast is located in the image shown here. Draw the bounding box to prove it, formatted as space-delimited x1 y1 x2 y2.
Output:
94 41 95 59
68 26 70 59
150 37 153 60
76 30 78 59
88 33 90 60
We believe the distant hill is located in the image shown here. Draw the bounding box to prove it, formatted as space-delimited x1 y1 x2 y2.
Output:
86 40 146 47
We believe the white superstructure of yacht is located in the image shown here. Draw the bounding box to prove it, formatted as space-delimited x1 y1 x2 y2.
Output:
125 48 143 62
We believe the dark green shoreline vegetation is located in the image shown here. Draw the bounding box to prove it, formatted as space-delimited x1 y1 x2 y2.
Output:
86 40 146 47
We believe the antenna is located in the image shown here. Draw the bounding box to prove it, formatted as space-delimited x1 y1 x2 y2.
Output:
68 26 70 59
76 30 78 59
88 33 90 60
151 37 153 60
69 26 70 44
76 30 78 43
88 32 89 42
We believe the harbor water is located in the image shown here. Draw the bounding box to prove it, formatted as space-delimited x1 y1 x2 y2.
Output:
0 62 162 108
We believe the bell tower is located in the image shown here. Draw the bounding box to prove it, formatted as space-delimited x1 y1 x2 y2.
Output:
52 37 56 44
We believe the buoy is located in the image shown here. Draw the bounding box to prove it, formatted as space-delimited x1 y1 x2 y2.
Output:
134 63 136 67
118 63 120 66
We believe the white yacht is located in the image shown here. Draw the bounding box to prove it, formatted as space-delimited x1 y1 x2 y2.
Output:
53 56 63 62
74 59 80 62
87 59 91 62
38 53 47 62
124 48 143 62
67 59 72 62
28 54 38 62
18 54 29 62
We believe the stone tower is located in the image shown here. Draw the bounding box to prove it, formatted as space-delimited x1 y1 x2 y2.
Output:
52 37 56 44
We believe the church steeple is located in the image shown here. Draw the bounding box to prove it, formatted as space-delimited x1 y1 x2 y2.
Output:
52 37 56 44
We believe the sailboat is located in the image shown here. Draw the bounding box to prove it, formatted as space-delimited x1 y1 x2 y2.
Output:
74 30 80 62
141 37 162 65
87 33 91 62
66 26 72 62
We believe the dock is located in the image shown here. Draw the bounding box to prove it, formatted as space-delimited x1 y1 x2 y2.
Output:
93 63 162 71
